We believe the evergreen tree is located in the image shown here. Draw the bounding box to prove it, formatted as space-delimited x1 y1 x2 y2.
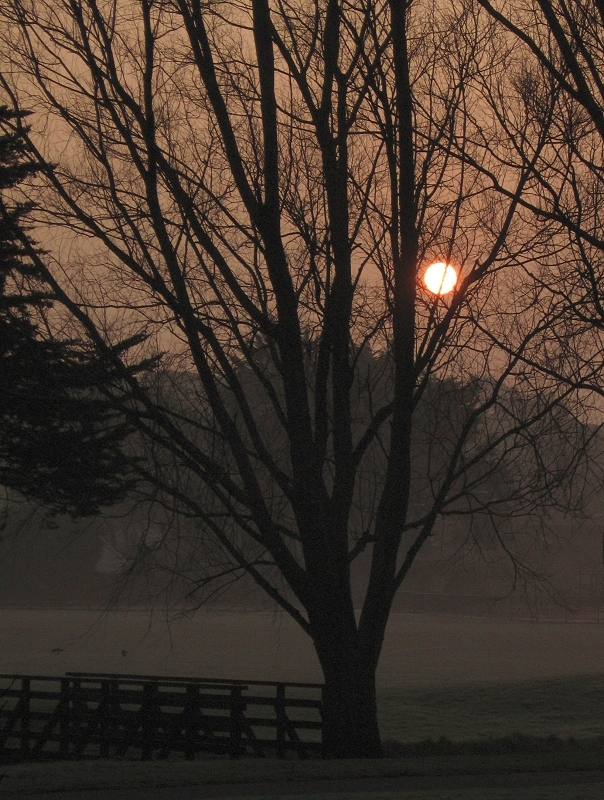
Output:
0 106 144 516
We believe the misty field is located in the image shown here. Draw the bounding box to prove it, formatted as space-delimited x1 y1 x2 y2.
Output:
3 608 604 744
3 608 604 798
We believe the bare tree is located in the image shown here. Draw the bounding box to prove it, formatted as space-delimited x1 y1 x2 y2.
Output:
0 0 593 756
457 0 604 403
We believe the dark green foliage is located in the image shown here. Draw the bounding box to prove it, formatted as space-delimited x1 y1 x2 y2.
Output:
0 106 144 516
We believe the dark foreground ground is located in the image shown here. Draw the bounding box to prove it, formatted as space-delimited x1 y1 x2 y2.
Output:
3 741 604 798
12 769 604 800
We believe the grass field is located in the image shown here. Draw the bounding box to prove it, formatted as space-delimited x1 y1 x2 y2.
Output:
2 674 604 795
3 611 604 796
2 735 604 795
377 673 604 742
5 608 604 688
2 750 604 797
2 673 602 753
201 790 604 799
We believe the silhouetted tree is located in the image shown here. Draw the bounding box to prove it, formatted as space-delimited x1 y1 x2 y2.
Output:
0 0 592 756
459 1 604 402
0 105 147 516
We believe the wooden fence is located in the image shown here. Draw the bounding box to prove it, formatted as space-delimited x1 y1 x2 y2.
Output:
0 672 323 763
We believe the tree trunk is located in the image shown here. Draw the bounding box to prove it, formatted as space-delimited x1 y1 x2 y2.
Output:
321 660 381 759
310 610 382 759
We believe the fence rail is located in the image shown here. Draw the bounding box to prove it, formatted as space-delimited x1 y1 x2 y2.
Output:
0 672 323 763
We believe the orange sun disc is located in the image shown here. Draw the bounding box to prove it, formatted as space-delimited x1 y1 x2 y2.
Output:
423 262 458 295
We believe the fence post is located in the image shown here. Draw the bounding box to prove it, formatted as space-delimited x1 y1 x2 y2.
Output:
184 684 199 761
318 685 324 759
99 680 111 758
275 684 286 758
229 685 244 759
141 682 157 761
59 678 70 758
20 677 30 759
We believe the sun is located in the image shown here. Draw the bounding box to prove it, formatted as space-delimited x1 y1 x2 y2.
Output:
423 262 458 295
